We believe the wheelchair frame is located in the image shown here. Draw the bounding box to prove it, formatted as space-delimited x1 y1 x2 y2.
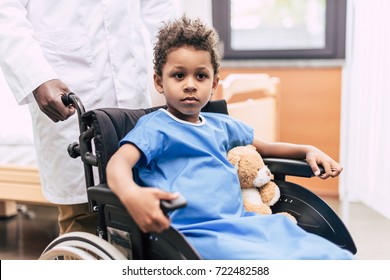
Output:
40 93 356 260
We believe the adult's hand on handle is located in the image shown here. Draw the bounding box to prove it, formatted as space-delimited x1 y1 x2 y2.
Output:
33 79 75 122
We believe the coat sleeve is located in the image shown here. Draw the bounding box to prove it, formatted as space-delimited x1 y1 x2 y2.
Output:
0 0 58 105
140 0 177 40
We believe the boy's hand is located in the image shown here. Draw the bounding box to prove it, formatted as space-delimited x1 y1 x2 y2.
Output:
305 148 343 179
120 186 179 233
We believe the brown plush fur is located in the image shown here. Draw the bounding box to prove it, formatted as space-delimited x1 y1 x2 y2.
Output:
244 200 272 215
227 145 262 189
228 145 297 223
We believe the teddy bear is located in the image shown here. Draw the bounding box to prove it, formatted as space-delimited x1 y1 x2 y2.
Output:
227 144 297 222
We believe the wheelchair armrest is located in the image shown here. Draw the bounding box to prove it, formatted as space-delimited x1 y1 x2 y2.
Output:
263 158 324 178
88 185 201 259
88 184 187 213
88 185 124 209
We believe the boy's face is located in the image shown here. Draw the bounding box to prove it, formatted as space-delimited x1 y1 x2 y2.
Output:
153 46 219 123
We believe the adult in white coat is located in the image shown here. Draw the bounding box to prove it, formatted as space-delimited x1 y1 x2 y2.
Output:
0 0 176 234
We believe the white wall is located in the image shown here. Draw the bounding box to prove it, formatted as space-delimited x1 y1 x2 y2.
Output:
340 0 390 219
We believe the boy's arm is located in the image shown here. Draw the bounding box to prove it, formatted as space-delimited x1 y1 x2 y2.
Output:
252 138 343 179
106 143 178 233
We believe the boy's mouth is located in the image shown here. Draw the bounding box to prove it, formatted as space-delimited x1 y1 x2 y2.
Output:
182 96 199 102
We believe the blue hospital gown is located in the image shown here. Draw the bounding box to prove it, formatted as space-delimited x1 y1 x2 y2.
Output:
120 109 353 260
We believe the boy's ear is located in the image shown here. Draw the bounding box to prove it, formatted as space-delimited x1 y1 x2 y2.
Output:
153 73 164 93
211 75 220 94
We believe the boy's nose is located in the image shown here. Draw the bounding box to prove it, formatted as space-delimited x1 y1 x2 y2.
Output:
184 78 196 92
184 85 196 92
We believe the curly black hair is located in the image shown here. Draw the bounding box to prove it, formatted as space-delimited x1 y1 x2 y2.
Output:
153 15 221 76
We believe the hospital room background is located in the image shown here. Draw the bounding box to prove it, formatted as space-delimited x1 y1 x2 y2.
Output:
1 0 390 260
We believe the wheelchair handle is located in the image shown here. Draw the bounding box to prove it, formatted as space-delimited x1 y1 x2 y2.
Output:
61 92 73 107
61 92 86 116
61 92 87 135
160 193 187 214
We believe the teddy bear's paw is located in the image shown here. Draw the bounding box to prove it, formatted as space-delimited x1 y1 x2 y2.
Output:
259 182 280 206
258 204 272 215
276 212 298 224
244 201 272 215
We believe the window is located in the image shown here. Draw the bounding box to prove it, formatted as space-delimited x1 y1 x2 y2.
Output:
212 0 347 59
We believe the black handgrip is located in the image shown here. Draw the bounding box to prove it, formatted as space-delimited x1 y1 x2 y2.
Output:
160 193 187 214
60 92 86 129
67 142 80 158
264 158 325 178
61 92 76 107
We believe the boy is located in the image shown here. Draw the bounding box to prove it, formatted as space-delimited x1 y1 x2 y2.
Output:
106 16 352 259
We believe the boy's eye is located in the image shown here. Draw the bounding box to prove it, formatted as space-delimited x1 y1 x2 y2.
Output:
174 73 184 79
197 73 207 80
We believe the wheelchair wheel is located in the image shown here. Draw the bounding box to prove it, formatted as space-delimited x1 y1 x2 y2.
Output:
39 232 127 260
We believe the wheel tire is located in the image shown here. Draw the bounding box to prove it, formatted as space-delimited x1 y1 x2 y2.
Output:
39 232 127 260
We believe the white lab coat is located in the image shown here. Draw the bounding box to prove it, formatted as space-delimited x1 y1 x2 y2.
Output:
0 0 176 204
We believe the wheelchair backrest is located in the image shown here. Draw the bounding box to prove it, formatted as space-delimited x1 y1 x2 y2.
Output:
82 100 228 185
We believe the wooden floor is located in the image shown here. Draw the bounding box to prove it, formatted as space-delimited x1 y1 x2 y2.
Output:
0 204 58 260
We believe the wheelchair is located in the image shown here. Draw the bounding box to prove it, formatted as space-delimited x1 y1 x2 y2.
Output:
39 93 357 260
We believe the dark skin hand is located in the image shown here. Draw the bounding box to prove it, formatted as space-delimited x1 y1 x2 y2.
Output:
33 79 75 122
